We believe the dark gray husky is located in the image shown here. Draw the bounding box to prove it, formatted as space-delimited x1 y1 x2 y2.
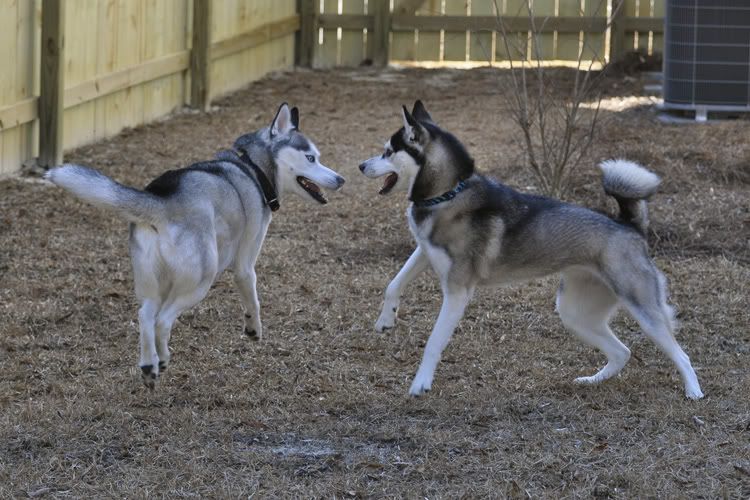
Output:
47 104 345 388
359 101 703 400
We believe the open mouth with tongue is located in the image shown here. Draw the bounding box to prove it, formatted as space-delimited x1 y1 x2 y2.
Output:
297 176 327 204
379 172 399 195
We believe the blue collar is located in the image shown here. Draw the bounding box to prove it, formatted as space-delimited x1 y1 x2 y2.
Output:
412 180 468 208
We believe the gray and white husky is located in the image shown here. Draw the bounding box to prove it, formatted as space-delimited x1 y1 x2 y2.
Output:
359 101 703 400
46 103 345 388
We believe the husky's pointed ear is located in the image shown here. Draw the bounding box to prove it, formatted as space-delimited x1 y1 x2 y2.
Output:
290 107 300 130
402 105 425 144
412 100 433 123
270 103 294 137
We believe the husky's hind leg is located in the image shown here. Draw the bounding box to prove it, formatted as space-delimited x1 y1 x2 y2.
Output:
153 280 213 377
376 246 429 332
557 269 631 385
619 272 703 399
138 299 161 389
606 256 703 400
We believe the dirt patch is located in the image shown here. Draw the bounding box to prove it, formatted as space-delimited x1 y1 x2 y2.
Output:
1 67 749 498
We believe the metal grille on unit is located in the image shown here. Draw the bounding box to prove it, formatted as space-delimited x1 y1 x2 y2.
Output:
663 0 750 120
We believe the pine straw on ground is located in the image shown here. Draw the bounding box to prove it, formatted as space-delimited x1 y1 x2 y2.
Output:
1 67 749 498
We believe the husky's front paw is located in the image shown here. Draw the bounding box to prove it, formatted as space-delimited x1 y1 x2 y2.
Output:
409 375 432 396
375 308 397 332
244 314 263 341
140 364 159 390
685 386 704 400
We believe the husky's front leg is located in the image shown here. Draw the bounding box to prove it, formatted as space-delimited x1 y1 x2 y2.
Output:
235 222 268 341
409 286 473 396
376 246 429 332
234 265 262 341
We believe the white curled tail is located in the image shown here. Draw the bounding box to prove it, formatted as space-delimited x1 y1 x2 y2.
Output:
46 164 166 226
599 159 661 236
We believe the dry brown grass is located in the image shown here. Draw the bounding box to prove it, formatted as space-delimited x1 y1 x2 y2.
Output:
1 67 749 498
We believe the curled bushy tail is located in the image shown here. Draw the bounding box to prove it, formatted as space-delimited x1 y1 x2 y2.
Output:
599 159 661 236
45 164 166 226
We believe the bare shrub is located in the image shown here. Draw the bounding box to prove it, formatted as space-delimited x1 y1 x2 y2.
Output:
492 0 611 198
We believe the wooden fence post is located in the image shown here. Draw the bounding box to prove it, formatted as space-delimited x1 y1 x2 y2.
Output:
371 0 391 66
190 0 212 111
609 0 626 62
39 0 65 168
297 0 317 67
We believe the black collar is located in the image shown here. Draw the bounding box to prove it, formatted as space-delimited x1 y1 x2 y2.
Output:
236 150 280 212
412 180 468 208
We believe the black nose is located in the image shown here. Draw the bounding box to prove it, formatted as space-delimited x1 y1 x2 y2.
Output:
336 175 345 188
358 163 366 173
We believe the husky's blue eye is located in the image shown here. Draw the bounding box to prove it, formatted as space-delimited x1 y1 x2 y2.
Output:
306 155 315 163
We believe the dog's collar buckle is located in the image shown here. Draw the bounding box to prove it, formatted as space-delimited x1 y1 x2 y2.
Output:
412 180 468 208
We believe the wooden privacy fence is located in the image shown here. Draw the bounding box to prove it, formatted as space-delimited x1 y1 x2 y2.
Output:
300 0 665 68
0 0 297 176
0 0 665 176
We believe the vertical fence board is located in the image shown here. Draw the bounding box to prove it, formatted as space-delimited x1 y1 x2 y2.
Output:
147 0 185 124
0 0 18 173
623 0 637 52
443 0 466 62
39 0 65 167
268 0 282 74
391 2 416 61
610 0 625 61
497 0 529 60
531 0 556 61
270 0 295 73
120 0 145 130
415 0 440 61
341 0 366 66
298 0 316 66
635 0 650 51
369 0 390 65
556 0 580 60
15 0 37 168
63 0 98 148
92 0 114 143
191 0 211 109
317 0 339 67
3 0 23 173
469 0 494 62
581 0 606 61
652 0 664 55
213 0 251 98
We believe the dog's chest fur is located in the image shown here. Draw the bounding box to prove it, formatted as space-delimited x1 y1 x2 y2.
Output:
407 197 506 287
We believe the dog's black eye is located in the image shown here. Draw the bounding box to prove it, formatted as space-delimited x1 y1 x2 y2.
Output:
306 155 315 163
